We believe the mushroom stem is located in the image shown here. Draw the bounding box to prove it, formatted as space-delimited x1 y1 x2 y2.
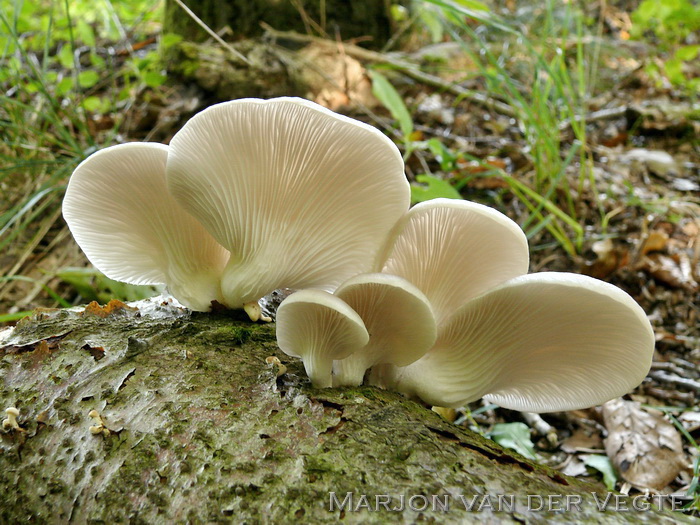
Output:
276 289 370 388
2 407 24 432
331 273 437 386
303 354 334 389
243 301 272 323
332 356 369 387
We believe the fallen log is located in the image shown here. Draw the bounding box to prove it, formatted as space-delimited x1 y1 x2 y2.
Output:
0 299 684 523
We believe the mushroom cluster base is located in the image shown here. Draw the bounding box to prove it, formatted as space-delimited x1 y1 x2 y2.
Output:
0 301 680 524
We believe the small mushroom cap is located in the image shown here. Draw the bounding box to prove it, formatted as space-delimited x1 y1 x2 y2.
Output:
381 273 655 412
5 407 19 417
166 97 410 308
376 199 529 325
276 290 369 388
62 143 229 311
332 273 437 386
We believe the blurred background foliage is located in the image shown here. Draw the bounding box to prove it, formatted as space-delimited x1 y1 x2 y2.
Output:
0 0 698 318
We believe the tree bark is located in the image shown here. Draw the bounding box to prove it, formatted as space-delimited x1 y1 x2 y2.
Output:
164 0 395 49
0 299 683 523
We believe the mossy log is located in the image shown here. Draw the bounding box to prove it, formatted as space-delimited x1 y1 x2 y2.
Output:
170 40 308 101
0 299 682 523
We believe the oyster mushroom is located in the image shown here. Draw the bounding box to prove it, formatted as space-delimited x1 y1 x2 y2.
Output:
62 143 229 311
166 97 410 314
376 198 529 325
276 290 369 388
331 273 436 386
63 98 410 319
374 273 655 412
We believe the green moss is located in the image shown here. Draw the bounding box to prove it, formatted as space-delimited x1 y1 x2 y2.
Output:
0 308 685 524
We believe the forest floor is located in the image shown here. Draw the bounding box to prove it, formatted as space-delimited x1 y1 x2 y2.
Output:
1 0 698 514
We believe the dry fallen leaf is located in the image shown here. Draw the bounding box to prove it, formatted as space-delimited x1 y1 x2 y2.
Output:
583 238 629 279
561 429 605 454
640 253 698 290
297 44 376 111
560 455 588 477
640 229 669 255
602 398 686 490
621 148 678 177
678 411 700 433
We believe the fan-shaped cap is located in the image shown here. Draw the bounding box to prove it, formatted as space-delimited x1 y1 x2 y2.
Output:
62 143 229 311
166 97 410 309
332 273 437 386
380 273 655 412
376 199 529 325
276 290 369 388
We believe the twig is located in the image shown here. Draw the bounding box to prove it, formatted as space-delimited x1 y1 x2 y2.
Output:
644 386 695 405
262 25 517 118
289 0 328 38
651 361 693 377
559 105 628 131
648 370 700 393
413 123 507 144
172 0 250 65
521 412 558 447
669 357 700 373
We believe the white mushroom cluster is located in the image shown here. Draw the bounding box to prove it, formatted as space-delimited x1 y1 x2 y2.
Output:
64 97 655 413
276 200 655 413
63 98 410 320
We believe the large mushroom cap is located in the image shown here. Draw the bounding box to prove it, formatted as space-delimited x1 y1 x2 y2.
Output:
376 199 529 325
62 143 229 311
276 290 369 388
332 273 437 386
381 273 655 412
166 97 410 309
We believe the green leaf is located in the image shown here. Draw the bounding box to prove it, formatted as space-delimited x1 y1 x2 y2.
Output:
161 32 183 50
142 70 166 88
675 44 699 61
0 311 33 323
419 6 444 43
582 454 618 491
663 57 685 85
410 174 462 204
390 4 409 22
90 51 106 68
57 268 99 301
96 276 160 303
452 0 490 12
489 422 537 460
83 96 102 112
423 0 502 31
58 267 160 303
78 70 99 88
369 70 413 138
25 80 40 93
426 138 457 171
58 44 74 68
56 77 73 96
76 20 96 47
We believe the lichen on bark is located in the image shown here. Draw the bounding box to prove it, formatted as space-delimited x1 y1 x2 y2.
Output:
0 299 684 523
